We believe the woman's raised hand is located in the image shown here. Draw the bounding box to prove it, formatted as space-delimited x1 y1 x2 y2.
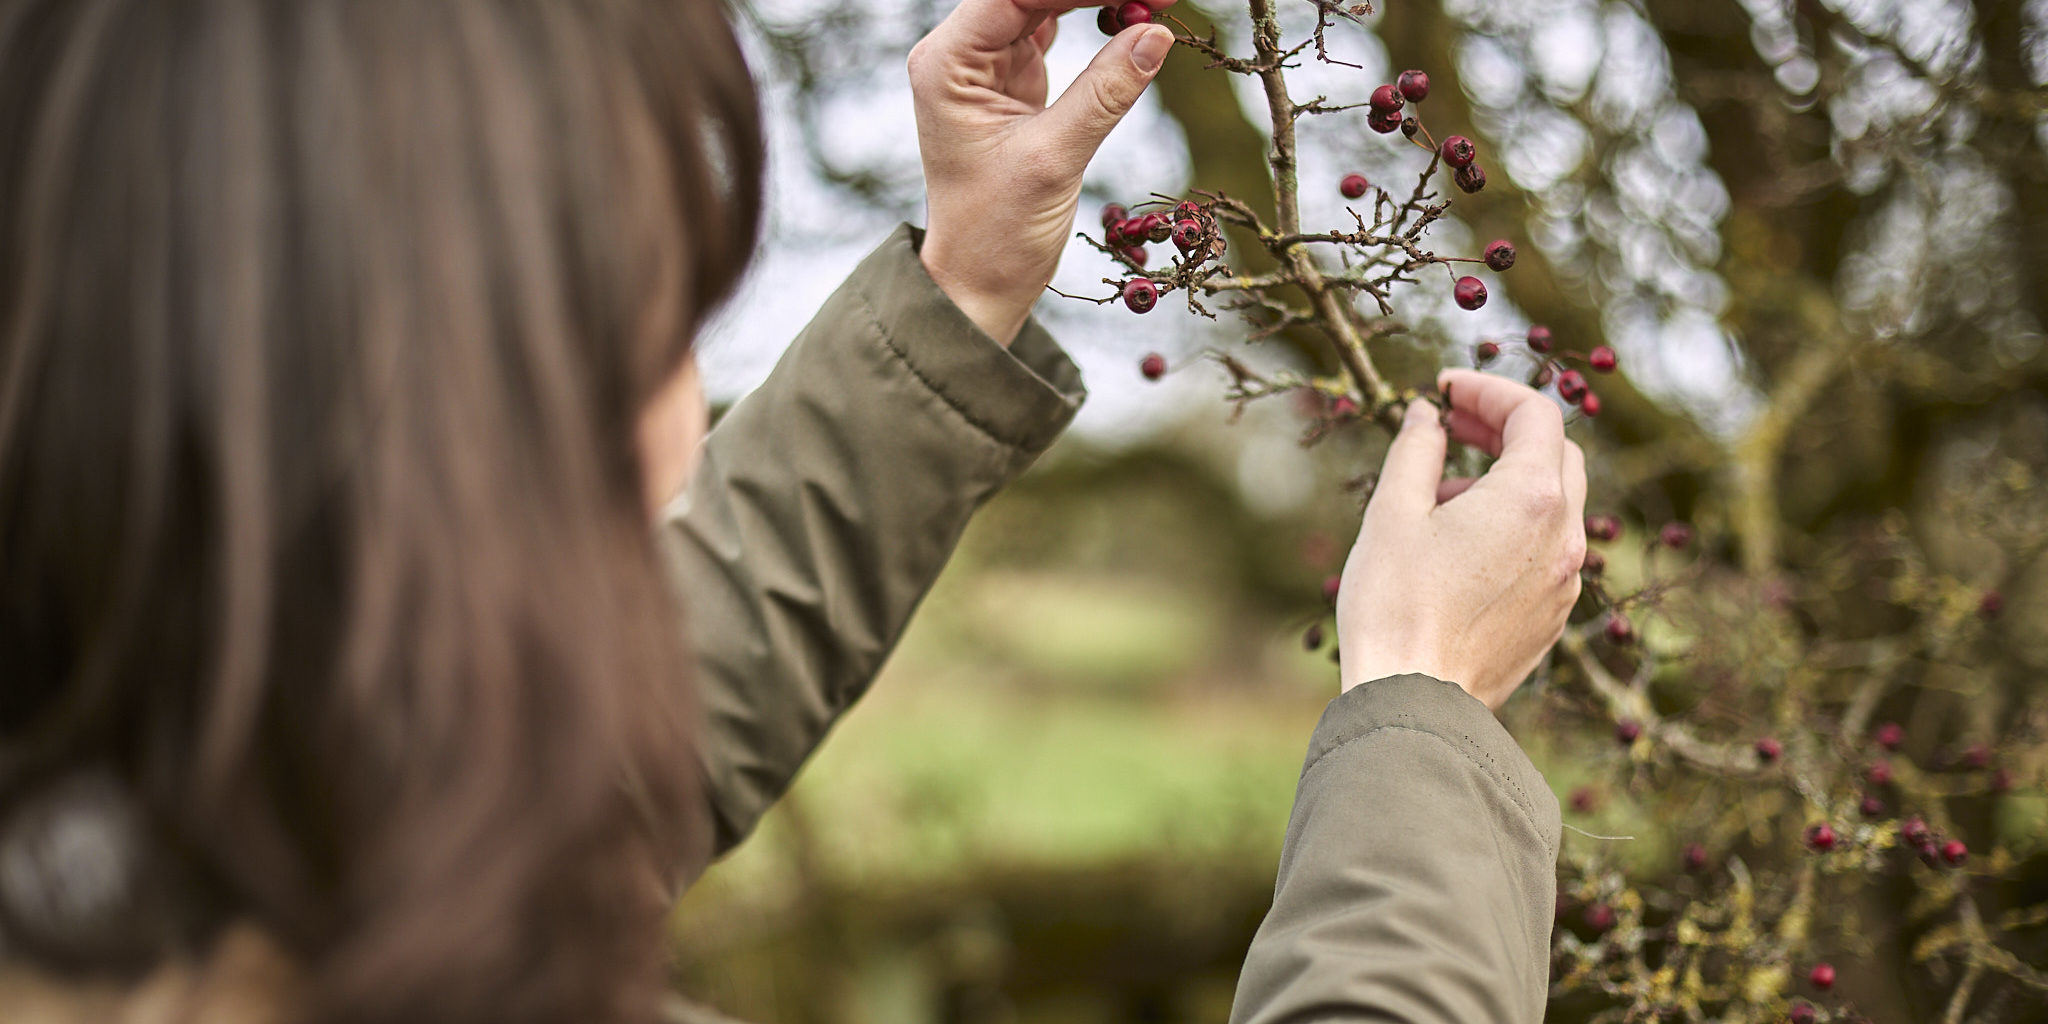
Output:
909 1 1175 345
1336 370 1589 711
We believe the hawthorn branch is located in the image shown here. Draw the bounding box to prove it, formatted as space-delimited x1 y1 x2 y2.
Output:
1558 628 1759 775
1245 0 1394 422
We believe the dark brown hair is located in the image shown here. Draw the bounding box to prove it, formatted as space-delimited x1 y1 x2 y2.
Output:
0 1 763 1021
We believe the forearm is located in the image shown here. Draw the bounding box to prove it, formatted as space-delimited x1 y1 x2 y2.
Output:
1230 674 1561 1024
663 225 1085 870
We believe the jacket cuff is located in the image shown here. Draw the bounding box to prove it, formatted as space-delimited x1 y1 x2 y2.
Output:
1302 674 1561 859
840 224 1085 455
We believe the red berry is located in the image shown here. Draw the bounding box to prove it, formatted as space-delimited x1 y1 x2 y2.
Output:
1682 843 1708 873
1585 514 1622 542
1615 718 1642 745
1367 108 1402 134
1755 737 1782 763
1605 614 1636 646
1097 5 1121 36
1339 173 1370 199
1369 83 1403 113
1583 903 1615 935
1115 0 1152 30
1804 822 1837 852
1399 116 1419 138
1454 163 1487 194
1171 219 1203 253
1397 69 1430 103
1117 216 1147 242
1557 369 1589 404
1527 324 1554 353
1322 575 1342 603
1482 239 1516 271
1579 392 1601 417
1302 622 1325 651
1808 962 1836 991
1122 278 1158 314
1589 345 1617 373
1581 549 1605 575
1440 135 1476 168
1790 1003 1817 1024
1138 351 1167 380
1980 589 2004 619
1861 794 1887 817
1659 521 1695 549
1173 200 1203 221
1875 722 1904 751
1941 838 1969 865
1453 276 1488 310
1142 213 1172 243
1476 341 1501 364
1868 760 1893 787
1330 396 1360 418
1122 244 1148 267
1532 365 1555 388
1901 816 1933 849
1569 786 1598 813
1100 203 1128 229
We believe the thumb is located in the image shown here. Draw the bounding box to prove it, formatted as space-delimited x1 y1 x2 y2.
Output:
1367 400 1448 522
1038 24 1172 153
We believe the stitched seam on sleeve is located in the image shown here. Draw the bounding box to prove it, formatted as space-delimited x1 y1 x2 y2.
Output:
850 285 1038 452
1302 720 1547 843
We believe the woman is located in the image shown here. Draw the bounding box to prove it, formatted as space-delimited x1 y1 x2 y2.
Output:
0 0 1581 1022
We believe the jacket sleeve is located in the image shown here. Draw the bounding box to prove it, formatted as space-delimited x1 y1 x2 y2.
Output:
659 224 1085 865
1228 674 1562 1024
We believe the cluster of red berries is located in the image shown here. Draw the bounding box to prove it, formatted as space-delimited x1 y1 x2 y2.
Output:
1095 1 1155 35
1365 70 1489 199
1097 198 1226 347
1900 814 1970 868
1786 721 1983 875
1473 324 1617 416
1365 70 1428 133
1439 135 1485 194
1100 203 1170 270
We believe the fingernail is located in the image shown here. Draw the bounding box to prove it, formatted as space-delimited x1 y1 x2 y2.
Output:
1131 26 1172 73
1404 399 1433 427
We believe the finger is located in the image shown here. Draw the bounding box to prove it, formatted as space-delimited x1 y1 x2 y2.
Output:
1033 24 1172 152
1007 28 1053 107
1439 368 1564 475
929 0 1113 59
1436 477 1477 505
1444 408 1501 457
1031 11 1058 52
1562 440 1588 524
1365 400 1448 522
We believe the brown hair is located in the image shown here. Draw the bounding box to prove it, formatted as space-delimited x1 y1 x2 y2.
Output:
0 1 763 1022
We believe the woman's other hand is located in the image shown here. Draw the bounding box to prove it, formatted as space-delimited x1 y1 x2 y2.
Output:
909 1 1175 345
1337 370 1589 711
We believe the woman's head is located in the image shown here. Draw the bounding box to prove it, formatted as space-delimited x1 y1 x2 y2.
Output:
0 0 762 1021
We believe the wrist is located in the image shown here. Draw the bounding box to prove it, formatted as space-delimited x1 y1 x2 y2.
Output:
1340 647 1467 698
918 231 1037 348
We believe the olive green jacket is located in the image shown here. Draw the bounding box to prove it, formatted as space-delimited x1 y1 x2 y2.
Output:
663 226 1563 1024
